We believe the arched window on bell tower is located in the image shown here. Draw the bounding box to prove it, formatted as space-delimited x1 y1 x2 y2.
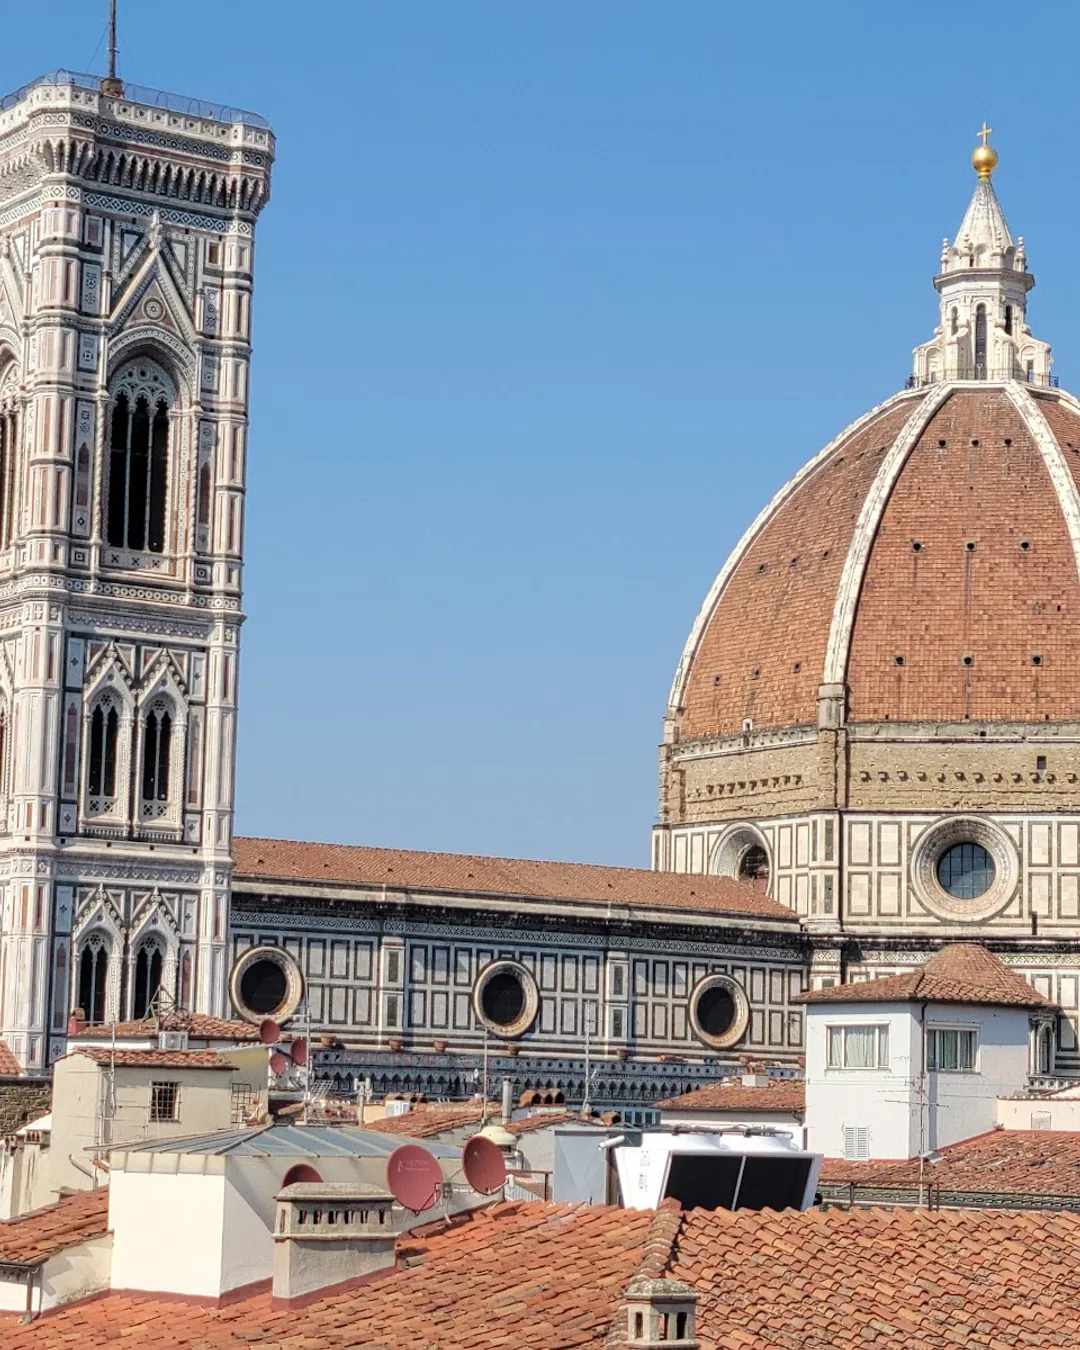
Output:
87 695 119 801
141 700 173 805
132 938 164 1020
106 360 175 555
77 933 110 1025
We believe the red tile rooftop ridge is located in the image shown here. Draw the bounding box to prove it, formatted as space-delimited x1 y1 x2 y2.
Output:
71 1013 257 1042
69 1048 238 1069
9 1199 1080 1346
819 1127 1080 1197
0 1188 109 1265
794 942 1056 1009
4 1199 657 1347
669 1202 1080 1348
232 835 795 922
656 1079 805 1112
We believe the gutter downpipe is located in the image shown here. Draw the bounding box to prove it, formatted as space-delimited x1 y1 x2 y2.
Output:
918 1000 929 1207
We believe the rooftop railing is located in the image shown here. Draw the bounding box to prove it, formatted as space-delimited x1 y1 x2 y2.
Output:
906 369 1060 390
0 69 270 129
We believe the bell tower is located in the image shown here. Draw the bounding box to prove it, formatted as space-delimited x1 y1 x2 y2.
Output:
0 69 273 1068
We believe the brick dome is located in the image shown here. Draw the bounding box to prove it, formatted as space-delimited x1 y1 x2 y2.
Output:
668 383 1080 742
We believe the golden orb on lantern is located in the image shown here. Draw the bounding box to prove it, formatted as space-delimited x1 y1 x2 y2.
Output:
972 122 998 180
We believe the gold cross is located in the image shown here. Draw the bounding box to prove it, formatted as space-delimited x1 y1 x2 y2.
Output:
977 121 993 147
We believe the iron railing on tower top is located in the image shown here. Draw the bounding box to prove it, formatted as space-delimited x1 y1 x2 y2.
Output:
0 69 270 128
906 369 1060 390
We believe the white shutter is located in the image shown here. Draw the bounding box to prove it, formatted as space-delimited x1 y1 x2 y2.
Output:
843 1125 870 1161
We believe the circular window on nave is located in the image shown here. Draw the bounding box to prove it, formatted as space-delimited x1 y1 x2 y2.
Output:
936 842 995 899
688 973 750 1051
230 945 304 1024
911 816 1018 922
472 960 539 1039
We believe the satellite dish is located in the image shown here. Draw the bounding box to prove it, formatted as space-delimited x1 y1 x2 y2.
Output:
462 1134 507 1195
386 1144 443 1213
269 1050 288 1075
259 1018 281 1046
290 1038 308 1067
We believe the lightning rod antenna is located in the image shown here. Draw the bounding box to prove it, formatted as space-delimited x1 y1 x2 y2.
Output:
103 0 124 98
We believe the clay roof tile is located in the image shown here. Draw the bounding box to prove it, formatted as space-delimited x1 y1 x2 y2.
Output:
795 944 1055 1010
233 836 794 923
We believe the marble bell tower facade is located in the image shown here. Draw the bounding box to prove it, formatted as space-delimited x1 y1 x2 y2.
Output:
0 72 273 1069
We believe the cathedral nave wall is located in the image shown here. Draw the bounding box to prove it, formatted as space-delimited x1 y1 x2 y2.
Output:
229 891 809 1064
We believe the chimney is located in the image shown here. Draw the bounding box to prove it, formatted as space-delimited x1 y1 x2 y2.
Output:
67 1009 87 1037
625 1279 699 1349
272 1182 396 1306
500 1077 513 1125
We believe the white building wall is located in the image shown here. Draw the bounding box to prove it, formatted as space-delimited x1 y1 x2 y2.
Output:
0 1234 111 1315
806 1001 1032 1160
109 1157 227 1297
806 1003 920 1160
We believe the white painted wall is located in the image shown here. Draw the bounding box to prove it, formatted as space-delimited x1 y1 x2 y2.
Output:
48 1049 268 1200
997 1094 1080 1130
0 1235 111 1315
108 1139 488 1300
925 1006 1030 1151
806 1001 1032 1160
109 1155 228 1297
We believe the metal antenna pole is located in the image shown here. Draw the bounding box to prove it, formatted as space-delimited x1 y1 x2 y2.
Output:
108 0 118 79
103 0 123 97
582 1007 592 1117
481 1029 489 1125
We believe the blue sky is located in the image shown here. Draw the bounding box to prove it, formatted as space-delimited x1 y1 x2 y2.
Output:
5 4 1080 866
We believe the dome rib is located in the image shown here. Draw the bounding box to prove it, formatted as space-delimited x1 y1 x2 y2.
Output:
664 388 922 732
1011 384 1080 581
822 384 952 689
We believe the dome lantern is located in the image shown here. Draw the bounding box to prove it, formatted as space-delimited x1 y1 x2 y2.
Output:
911 127 1052 388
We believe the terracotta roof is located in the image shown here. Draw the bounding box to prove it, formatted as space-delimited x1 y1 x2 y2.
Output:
233 836 794 923
657 1079 805 1113
365 1103 576 1140
4 1201 655 1348
71 1013 257 1043
71 1048 238 1069
0 1038 21 1075
819 1129 1080 1201
366 1104 488 1138
0 1189 109 1266
507 1111 575 1135
12 1197 1080 1346
674 386 1080 740
795 943 1055 1010
673 1203 1080 1348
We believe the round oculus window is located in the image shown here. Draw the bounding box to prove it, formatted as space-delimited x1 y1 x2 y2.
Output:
910 816 1018 922
936 842 995 899
240 960 287 1015
229 946 304 1025
688 973 750 1051
472 960 539 1039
